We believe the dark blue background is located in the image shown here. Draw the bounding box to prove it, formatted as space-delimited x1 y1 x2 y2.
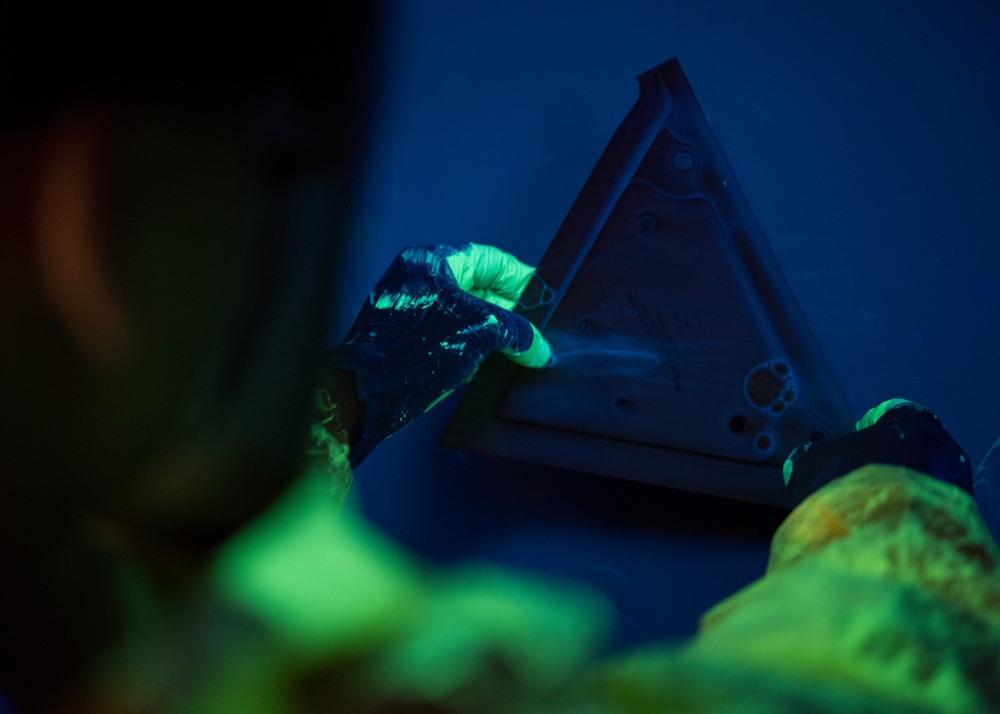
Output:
329 1 1000 650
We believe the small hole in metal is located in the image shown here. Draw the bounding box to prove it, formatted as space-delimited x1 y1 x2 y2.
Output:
638 214 657 232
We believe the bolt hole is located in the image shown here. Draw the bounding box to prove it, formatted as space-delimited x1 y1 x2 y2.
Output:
729 416 747 434
755 434 772 451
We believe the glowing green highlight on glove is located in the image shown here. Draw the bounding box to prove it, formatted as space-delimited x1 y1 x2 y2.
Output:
855 398 920 431
445 243 552 367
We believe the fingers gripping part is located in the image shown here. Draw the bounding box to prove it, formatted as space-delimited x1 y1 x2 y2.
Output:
444 244 552 363
784 399 973 497
502 323 551 368
445 243 538 310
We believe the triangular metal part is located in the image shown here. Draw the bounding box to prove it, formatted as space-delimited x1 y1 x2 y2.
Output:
440 59 853 509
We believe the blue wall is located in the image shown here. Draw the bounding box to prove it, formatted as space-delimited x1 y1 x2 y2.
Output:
330 0 1000 649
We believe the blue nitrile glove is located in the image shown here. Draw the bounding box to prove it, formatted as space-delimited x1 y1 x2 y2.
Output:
783 399 973 497
325 243 551 466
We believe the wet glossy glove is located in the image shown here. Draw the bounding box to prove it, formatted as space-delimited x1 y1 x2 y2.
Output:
783 398 973 497
325 243 551 467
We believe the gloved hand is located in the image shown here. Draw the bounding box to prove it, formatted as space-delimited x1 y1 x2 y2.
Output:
783 398 973 497
324 243 551 467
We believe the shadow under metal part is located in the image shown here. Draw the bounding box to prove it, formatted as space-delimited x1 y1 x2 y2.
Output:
441 59 853 509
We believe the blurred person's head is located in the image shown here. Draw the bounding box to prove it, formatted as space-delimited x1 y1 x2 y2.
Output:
0 5 381 706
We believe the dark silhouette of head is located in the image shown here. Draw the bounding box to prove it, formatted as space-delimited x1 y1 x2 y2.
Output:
0 5 382 707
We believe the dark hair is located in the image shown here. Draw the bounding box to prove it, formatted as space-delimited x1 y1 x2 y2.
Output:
0 5 384 709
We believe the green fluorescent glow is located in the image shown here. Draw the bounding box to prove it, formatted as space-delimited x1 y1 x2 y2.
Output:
212 474 422 656
855 398 914 431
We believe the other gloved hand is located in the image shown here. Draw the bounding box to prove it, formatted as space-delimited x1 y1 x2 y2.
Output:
324 243 551 467
783 398 973 497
